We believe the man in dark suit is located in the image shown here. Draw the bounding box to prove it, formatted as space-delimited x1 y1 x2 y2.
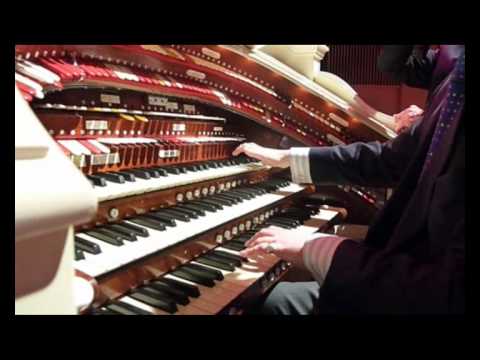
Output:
233 45 464 314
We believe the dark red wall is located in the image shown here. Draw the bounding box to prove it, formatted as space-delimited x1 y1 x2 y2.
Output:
323 45 428 114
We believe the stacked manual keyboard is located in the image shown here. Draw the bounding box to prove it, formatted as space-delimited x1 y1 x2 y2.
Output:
75 178 306 277
90 205 331 315
87 155 266 201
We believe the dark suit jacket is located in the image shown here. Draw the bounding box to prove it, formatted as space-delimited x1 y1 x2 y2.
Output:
377 45 463 102
311 46 465 314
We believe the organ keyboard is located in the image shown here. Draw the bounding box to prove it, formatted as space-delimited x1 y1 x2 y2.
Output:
15 44 392 314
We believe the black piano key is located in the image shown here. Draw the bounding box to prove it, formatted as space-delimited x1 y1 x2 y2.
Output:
159 208 191 222
175 204 205 218
94 228 126 242
87 174 107 187
75 235 102 254
268 217 299 227
177 204 205 216
208 196 233 206
123 169 151 180
185 164 199 172
230 235 250 244
186 201 216 212
138 168 160 178
156 278 200 298
171 268 215 287
197 164 207 170
107 300 152 315
145 212 177 227
135 286 178 305
130 217 167 231
212 249 248 263
147 282 190 305
96 172 125 184
227 190 253 199
178 166 188 174
195 199 223 210
206 161 219 169
182 263 223 281
224 240 246 251
215 193 241 203
186 262 225 280
221 242 246 252
149 167 168 177
91 307 119 315
115 171 136 182
129 291 177 314
104 224 138 241
75 248 85 260
85 230 124 246
102 227 138 242
204 253 241 267
75 241 101 255
142 285 190 306
264 221 292 229
165 167 181 175
171 206 199 219
196 256 235 272
117 222 149 237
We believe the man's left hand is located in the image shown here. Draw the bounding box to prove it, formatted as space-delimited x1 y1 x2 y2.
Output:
240 226 308 268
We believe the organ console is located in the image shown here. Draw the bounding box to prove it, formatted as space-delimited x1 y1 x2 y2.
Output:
15 44 396 315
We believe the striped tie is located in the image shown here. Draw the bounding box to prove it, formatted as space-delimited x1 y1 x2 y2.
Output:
419 50 465 181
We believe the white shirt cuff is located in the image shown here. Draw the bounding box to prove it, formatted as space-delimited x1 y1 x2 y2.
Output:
289 147 312 184
302 234 346 286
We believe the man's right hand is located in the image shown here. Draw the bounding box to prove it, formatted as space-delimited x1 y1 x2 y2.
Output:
233 142 290 168
393 104 424 133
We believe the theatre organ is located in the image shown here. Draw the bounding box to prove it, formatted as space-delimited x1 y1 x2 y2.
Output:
15 45 396 315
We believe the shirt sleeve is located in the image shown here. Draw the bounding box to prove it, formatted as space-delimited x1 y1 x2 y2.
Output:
289 147 313 184
302 234 346 285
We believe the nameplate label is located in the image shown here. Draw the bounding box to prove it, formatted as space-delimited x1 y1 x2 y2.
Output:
107 152 120 165
201 47 221 59
186 69 206 80
100 94 121 104
213 126 223 132
148 95 169 106
172 123 186 131
184 104 196 113
91 154 109 166
85 120 109 130
159 150 181 158
165 102 179 110
326 134 345 145
328 113 349 127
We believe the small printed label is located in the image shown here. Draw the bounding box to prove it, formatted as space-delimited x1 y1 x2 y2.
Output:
326 133 346 145
159 149 180 158
172 123 186 131
184 104 196 113
100 93 121 104
85 120 108 130
148 95 169 106
108 152 120 165
213 126 223 132
73 155 85 168
186 69 206 80
165 102 179 110
201 47 221 59
328 113 349 127
91 154 109 166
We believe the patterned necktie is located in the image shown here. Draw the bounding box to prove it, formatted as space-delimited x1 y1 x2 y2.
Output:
419 49 465 181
